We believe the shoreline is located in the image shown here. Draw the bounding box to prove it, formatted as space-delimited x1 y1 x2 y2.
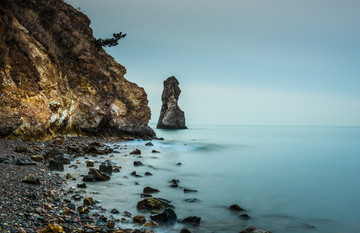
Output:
0 137 270 233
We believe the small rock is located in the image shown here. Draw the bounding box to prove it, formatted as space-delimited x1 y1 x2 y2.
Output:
14 145 29 153
176 162 182 166
113 166 120 172
184 198 200 203
82 174 94 182
133 215 146 224
180 228 192 233
86 160 95 167
130 171 142 177
48 159 64 171
110 208 120 214
21 174 40 185
143 186 160 194
150 208 177 225
66 173 73 179
130 149 141 155
77 183 87 188
152 150 160 153
178 216 201 226
145 172 153 176
105 220 115 228
141 193 153 198
229 204 244 211
31 155 44 162
99 160 113 173
41 224 65 233
143 220 159 227
71 194 83 201
83 197 95 205
239 227 272 233
145 142 154 146
134 161 144 166
239 214 251 220
184 188 197 193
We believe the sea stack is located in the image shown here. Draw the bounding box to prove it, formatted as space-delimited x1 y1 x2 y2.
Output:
157 76 187 129
0 0 154 140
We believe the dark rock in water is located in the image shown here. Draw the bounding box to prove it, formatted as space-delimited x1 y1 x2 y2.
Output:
137 198 174 211
89 142 103 148
133 215 146 224
88 168 110 181
82 174 95 182
110 208 120 214
16 158 36 166
130 149 141 155
77 183 87 188
48 159 64 171
184 188 197 193
176 162 182 166
134 161 144 166
71 194 83 201
145 172 152 176
229 204 245 211
184 198 200 203
239 214 251 220
180 228 192 233
152 150 160 153
83 197 95 205
145 142 153 146
150 208 177 225
99 160 113 173
105 220 115 228
143 186 160 194
169 184 179 188
113 166 120 172
54 153 71 164
178 216 201 226
157 76 187 129
130 171 142 177
239 227 271 233
124 211 132 218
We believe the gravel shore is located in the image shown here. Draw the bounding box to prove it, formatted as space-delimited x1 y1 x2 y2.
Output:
0 138 156 233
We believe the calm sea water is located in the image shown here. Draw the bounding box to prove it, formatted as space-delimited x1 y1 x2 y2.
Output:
65 125 360 233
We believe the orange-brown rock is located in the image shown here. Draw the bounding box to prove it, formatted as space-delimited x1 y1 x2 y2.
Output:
0 0 154 140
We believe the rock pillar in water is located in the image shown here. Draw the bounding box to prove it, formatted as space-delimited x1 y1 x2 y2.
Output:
157 76 187 129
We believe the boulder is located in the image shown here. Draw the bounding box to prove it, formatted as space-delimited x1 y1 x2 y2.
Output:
143 186 160 194
133 215 146 224
130 149 141 155
99 160 113 173
178 216 201 226
134 161 144 166
88 168 110 181
137 198 174 211
150 208 177 225
229 204 245 211
21 174 40 185
157 76 187 129
48 159 64 171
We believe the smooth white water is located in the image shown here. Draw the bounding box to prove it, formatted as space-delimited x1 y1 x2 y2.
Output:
64 125 360 233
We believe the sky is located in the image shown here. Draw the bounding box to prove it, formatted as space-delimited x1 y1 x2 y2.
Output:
67 0 360 126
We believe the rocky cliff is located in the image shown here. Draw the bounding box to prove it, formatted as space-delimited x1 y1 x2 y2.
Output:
157 76 187 129
0 0 155 140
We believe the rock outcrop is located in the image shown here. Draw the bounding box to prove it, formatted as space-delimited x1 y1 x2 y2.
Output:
157 76 187 129
0 0 154 140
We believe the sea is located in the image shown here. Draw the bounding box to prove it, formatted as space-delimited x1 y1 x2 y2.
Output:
64 125 360 233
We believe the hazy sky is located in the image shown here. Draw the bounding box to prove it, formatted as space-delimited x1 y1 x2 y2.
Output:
68 0 360 126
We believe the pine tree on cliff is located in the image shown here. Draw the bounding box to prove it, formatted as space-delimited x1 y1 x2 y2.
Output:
94 32 126 47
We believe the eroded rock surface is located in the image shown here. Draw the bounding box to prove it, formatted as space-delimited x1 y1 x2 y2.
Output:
0 0 154 140
157 76 187 129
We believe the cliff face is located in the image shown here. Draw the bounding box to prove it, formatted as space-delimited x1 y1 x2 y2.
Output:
157 76 187 129
0 0 155 140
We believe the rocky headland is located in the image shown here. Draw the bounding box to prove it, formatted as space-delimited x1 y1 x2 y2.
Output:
0 0 154 141
157 76 187 129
